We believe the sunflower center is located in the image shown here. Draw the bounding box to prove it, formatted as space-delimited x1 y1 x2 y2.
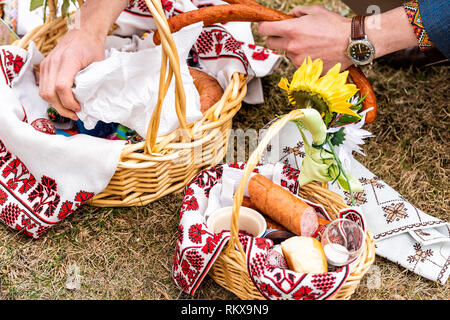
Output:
290 90 330 117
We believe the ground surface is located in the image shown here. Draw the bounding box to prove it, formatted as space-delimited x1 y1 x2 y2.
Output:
0 0 448 300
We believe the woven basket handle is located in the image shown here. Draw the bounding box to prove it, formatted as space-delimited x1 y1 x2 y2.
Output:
52 0 191 153
142 0 191 154
225 109 305 258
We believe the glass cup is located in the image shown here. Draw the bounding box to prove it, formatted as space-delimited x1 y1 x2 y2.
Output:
321 218 366 267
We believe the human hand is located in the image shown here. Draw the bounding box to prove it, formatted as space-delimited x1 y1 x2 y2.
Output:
38 28 105 120
258 5 352 72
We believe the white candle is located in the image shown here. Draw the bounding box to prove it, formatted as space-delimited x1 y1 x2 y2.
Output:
323 243 350 266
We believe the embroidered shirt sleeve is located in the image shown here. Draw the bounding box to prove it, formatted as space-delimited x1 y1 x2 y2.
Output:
403 0 434 50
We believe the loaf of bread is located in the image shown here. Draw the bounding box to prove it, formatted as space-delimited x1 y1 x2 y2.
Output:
281 236 328 274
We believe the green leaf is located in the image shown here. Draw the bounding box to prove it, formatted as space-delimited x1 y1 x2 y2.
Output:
61 0 70 16
291 119 306 131
30 0 44 11
332 113 360 127
329 127 346 147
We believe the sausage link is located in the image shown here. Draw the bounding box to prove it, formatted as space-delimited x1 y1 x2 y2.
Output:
153 4 293 45
347 65 377 123
248 174 319 236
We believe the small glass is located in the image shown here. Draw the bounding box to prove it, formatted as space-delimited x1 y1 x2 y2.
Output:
321 218 366 267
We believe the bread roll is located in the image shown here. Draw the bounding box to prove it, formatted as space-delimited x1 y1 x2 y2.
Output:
281 236 328 274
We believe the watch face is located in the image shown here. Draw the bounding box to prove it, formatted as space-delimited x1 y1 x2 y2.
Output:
348 40 374 64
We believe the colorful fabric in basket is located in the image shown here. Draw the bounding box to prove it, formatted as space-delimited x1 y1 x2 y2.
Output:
262 119 450 285
173 162 368 299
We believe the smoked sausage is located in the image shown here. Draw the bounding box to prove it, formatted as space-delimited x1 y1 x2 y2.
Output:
248 174 319 236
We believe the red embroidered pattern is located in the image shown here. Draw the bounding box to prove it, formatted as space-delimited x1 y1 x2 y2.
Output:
1 48 26 86
194 26 250 75
0 140 95 239
404 0 434 50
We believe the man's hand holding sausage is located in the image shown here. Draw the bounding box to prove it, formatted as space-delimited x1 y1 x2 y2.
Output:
258 5 419 72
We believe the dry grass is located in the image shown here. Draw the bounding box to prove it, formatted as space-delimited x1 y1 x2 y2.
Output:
0 0 449 300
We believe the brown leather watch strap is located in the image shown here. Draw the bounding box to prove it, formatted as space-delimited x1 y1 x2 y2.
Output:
351 16 366 40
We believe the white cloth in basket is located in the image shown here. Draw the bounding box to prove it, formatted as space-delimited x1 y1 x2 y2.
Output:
0 43 125 239
74 0 283 138
262 120 450 285
73 22 204 138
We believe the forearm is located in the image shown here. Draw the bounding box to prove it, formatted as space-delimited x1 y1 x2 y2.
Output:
366 7 419 59
75 0 129 40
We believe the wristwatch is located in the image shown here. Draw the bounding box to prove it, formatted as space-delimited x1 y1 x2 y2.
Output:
345 16 375 66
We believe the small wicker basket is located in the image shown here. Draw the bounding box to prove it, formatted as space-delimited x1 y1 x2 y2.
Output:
14 0 247 207
208 109 376 300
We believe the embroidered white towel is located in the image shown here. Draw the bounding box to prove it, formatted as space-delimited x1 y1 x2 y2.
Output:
262 120 450 285
0 43 124 239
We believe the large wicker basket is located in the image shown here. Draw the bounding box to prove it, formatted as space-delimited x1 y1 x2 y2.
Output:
208 109 376 300
14 0 247 207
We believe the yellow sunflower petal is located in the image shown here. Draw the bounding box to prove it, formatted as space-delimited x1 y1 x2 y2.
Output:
327 85 359 101
330 102 361 118
278 77 290 91
290 58 308 89
326 63 342 77
309 58 323 84
315 74 338 92
332 71 349 88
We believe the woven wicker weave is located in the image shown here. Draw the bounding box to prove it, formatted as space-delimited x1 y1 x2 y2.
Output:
14 0 247 207
208 109 376 300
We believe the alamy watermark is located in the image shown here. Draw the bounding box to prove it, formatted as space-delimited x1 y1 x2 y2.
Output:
366 5 382 30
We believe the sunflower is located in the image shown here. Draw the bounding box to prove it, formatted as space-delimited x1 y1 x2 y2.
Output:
279 57 360 124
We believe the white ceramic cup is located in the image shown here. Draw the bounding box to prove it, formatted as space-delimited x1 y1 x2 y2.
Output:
206 206 267 238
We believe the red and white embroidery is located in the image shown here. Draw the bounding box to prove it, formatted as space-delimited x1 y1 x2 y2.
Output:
1 48 26 87
246 236 349 300
194 25 250 75
248 43 279 61
125 0 182 18
0 140 95 239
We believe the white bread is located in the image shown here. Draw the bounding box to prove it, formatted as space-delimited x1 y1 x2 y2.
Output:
281 236 328 273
